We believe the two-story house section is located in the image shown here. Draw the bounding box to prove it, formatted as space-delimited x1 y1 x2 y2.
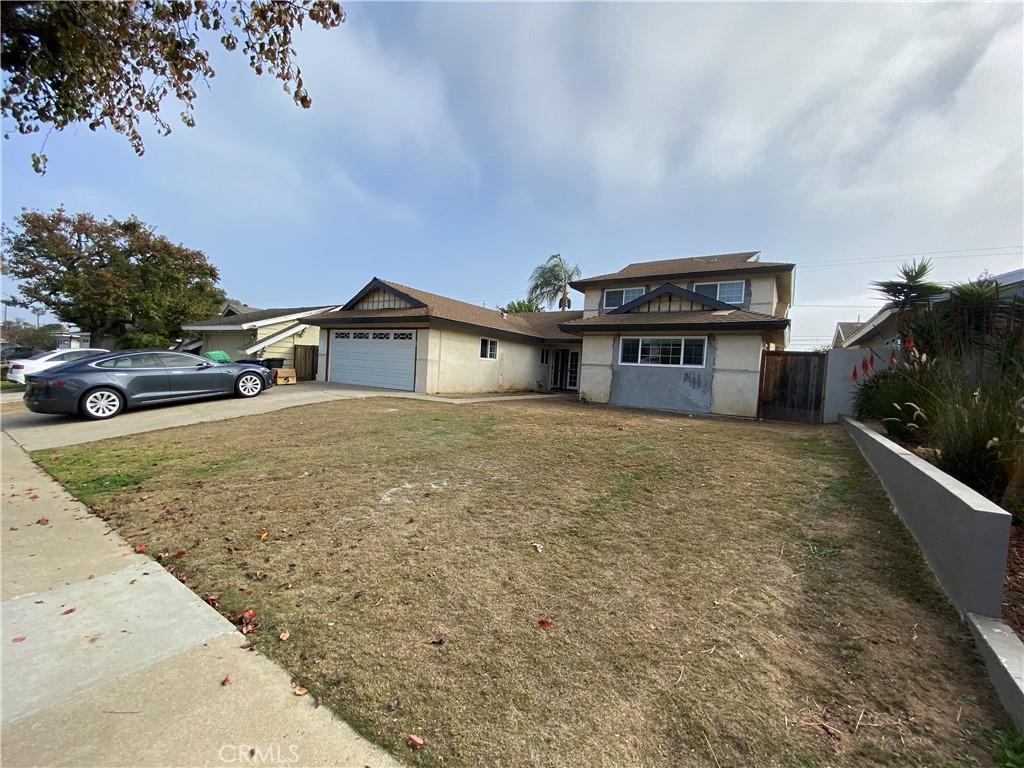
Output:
558 251 794 417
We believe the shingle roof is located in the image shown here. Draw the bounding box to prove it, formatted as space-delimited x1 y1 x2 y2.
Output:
834 321 864 341
183 306 333 329
558 309 789 334
570 251 795 288
307 279 584 341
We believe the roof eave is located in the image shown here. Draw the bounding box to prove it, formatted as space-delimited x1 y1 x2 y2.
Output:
558 319 791 335
570 263 796 290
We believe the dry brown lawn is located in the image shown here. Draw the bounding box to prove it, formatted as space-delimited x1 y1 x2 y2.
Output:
36 398 1012 767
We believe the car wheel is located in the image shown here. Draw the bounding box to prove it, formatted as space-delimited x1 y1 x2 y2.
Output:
235 373 264 398
81 387 124 420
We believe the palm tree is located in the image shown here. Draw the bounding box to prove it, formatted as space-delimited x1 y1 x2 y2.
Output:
528 253 581 311
872 258 945 339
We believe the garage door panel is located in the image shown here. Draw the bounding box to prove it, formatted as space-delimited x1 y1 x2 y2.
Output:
329 330 415 390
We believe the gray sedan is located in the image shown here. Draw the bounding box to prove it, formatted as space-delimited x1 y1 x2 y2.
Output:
24 350 274 420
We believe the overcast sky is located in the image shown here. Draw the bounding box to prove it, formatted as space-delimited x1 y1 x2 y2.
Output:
3 2 1022 348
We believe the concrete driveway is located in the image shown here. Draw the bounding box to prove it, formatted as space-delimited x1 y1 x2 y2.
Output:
1 382 564 451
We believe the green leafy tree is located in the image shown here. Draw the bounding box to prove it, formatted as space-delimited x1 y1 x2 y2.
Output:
499 298 543 313
0 318 64 349
527 253 581 311
1 0 345 173
2 207 225 348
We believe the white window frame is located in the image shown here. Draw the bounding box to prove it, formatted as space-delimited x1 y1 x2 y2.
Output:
603 286 646 309
693 281 745 305
480 337 498 360
618 335 707 368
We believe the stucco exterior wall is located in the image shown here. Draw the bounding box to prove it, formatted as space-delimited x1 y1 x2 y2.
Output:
709 334 763 418
609 336 715 413
583 288 602 317
428 328 543 394
578 334 614 403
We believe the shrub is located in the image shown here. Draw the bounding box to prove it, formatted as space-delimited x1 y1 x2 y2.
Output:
926 364 1024 517
853 366 934 442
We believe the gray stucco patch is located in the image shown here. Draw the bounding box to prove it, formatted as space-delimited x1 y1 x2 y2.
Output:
609 336 715 413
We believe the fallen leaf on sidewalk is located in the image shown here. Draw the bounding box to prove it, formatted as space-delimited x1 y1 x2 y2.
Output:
128 579 138 585
28 494 39 500
407 734 425 750
221 675 232 686
11 636 26 643
293 687 308 696
61 608 76 615
315 695 323 708
8 527 16 531
36 517 49 526
87 574 96 579
279 630 290 641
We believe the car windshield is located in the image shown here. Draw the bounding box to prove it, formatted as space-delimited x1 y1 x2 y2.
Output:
27 351 54 360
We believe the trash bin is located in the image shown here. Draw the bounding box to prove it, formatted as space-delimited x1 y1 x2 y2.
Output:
203 350 231 363
234 358 269 368
262 357 286 369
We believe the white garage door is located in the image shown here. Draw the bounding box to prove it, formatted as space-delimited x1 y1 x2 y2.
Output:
329 330 416 390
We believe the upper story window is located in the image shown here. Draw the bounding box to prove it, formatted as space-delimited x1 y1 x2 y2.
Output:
603 286 646 309
694 281 744 305
480 338 498 359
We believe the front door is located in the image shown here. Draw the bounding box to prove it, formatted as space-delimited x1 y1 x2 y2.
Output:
549 349 580 391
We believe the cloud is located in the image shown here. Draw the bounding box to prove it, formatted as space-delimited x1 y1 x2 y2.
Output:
328 165 419 224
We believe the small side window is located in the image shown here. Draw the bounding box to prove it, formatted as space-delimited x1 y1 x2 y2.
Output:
540 348 550 364
480 338 498 359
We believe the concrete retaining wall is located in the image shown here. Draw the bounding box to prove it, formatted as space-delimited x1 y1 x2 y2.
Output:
968 613 1024 730
842 416 1012 617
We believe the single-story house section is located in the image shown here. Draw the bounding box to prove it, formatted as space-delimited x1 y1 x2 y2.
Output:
831 321 865 349
304 252 794 418
304 279 583 393
181 305 341 375
558 251 794 417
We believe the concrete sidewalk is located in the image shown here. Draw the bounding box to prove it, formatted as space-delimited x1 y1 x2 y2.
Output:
0 433 400 767
2 382 566 451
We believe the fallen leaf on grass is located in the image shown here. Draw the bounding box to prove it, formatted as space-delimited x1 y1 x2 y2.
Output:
12 636 26 643
538 619 553 631
174 549 187 558
61 607 76 615
279 630 290 642
407 734 425 750
315 696 323 708
425 636 445 646
134 544 146 553
387 697 400 712
293 687 308 696
204 594 220 607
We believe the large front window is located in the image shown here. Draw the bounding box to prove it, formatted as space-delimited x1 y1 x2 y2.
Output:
619 337 706 367
603 286 646 308
694 281 744 305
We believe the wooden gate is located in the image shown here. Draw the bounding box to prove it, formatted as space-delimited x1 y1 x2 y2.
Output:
758 351 827 423
293 345 318 381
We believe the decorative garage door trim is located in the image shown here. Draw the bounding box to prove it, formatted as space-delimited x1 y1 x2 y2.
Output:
329 329 416 391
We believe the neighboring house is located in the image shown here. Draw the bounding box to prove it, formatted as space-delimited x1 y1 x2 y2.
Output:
840 268 1024 351
181 305 340 372
831 321 865 349
305 251 794 418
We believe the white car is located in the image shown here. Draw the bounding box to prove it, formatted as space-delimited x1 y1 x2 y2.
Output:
7 348 109 384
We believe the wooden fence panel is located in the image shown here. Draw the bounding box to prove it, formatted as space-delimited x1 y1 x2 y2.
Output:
758 351 827 423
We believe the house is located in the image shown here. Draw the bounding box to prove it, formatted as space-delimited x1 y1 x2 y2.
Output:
305 251 794 418
558 251 793 417
831 321 865 349
181 305 340 375
306 279 583 393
